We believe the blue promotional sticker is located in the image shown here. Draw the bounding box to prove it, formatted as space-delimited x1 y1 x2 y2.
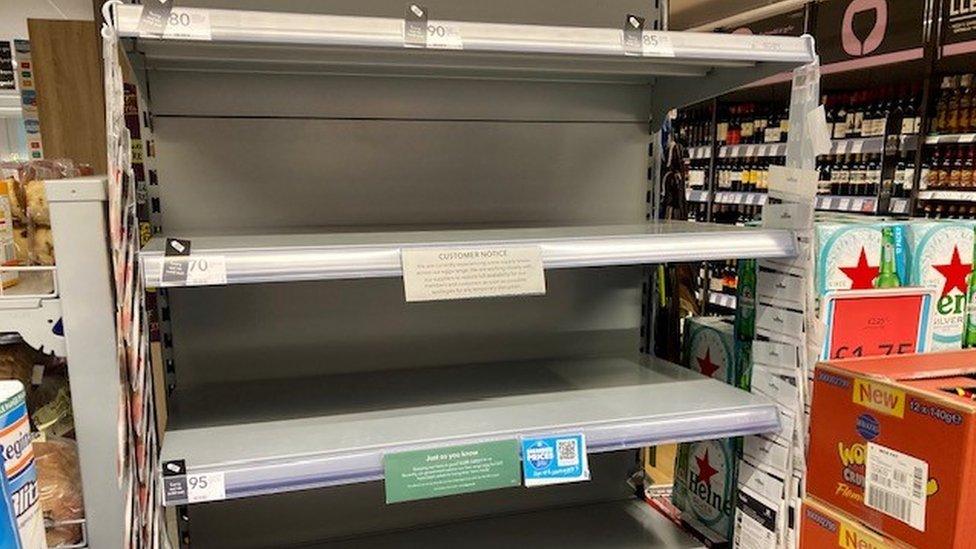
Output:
520 434 589 487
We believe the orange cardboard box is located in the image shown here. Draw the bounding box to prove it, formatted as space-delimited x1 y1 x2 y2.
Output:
807 349 976 548
799 497 906 549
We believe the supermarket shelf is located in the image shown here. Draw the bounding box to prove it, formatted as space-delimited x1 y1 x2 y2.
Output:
687 146 711 160
159 355 780 505
714 136 917 158
0 90 21 118
917 190 976 202
685 189 710 202
714 191 767 205
0 269 65 356
708 292 737 310
814 195 909 214
719 143 786 158
924 133 976 145
139 223 798 287
319 500 703 548
112 5 814 87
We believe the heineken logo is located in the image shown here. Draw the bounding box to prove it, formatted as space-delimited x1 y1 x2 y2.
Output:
933 246 971 297
687 444 734 522
839 247 879 289
933 246 971 315
696 349 721 378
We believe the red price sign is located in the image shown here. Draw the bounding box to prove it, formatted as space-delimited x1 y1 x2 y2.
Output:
822 290 933 361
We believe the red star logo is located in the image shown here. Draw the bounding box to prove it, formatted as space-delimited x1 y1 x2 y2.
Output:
695 449 720 486
696 349 721 378
839 248 880 289
933 247 972 296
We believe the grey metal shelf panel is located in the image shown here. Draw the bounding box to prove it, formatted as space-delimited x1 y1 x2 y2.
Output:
317 500 703 548
139 223 798 287
112 5 814 83
160 355 780 505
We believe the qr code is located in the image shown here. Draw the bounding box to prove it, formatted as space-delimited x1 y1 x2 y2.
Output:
557 438 579 467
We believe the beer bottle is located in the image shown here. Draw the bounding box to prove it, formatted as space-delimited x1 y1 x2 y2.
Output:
875 226 901 288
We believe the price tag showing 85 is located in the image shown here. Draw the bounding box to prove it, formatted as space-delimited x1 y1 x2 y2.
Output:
641 32 675 57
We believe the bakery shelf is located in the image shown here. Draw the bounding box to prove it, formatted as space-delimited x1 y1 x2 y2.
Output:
159 355 780 505
924 133 976 145
917 190 976 202
139 223 798 287
0 267 65 356
317 500 702 549
112 5 813 85
0 90 21 118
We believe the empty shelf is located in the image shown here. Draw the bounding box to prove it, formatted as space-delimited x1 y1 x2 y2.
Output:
316 500 702 548
140 223 798 287
113 5 813 85
159 355 779 505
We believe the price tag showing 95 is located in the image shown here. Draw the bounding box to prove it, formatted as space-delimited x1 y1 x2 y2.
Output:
186 472 226 503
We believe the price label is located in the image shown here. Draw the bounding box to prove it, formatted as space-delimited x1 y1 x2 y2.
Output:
160 255 227 287
186 472 226 503
425 21 463 50
161 9 212 41
962 134 976 143
641 32 675 57
838 198 851 211
821 290 934 360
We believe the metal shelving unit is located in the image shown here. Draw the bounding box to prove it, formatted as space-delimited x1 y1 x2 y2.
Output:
140 223 797 287
100 1 819 546
160 355 778 504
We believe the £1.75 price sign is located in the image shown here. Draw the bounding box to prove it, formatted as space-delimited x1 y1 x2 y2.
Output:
820 289 935 361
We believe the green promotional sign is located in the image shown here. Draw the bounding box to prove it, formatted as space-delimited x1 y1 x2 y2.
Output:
384 439 521 503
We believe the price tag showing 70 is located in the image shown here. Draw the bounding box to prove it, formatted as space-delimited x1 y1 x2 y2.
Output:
160 255 228 287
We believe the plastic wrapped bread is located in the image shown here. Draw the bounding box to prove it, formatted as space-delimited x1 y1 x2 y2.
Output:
31 226 54 266
12 224 29 265
25 181 48 226
1 177 25 224
34 437 84 547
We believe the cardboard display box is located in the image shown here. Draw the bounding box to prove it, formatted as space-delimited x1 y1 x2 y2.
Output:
799 497 905 548
807 350 976 548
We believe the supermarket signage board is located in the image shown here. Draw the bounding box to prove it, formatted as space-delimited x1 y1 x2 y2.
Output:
384 440 521 503
819 288 935 360
401 246 546 302
719 6 806 36
941 0 976 53
520 433 590 487
813 0 925 66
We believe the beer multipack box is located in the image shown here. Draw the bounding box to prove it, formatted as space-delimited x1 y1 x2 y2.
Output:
0 381 44 549
815 222 908 297
674 316 740 544
799 497 905 549
807 350 976 548
904 220 975 351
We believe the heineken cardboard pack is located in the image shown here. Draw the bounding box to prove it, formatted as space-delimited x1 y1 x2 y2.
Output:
675 316 739 543
672 437 738 545
815 222 908 298
681 316 736 385
906 220 974 351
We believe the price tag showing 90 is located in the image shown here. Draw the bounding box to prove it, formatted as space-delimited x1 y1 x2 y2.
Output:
425 22 463 50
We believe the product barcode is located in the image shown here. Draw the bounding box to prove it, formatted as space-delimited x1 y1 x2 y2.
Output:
912 466 924 498
557 439 578 465
868 486 913 524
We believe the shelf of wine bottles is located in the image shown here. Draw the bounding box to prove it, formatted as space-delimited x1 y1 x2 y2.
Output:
824 85 922 140
930 74 976 137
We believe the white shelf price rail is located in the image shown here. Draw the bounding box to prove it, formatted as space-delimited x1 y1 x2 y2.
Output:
159 356 780 505
139 223 798 288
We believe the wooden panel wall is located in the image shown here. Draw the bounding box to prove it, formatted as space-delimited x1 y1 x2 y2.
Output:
27 19 106 174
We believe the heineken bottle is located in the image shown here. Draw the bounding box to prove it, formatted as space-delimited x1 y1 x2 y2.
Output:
965 226 976 348
875 226 901 288
734 259 757 341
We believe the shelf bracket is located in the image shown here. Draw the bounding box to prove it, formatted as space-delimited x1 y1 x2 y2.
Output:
0 298 66 356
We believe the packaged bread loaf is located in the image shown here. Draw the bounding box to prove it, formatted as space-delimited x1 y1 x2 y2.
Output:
0 336 39 399
0 177 24 224
34 437 84 547
31 226 54 266
24 180 48 226
12 224 29 265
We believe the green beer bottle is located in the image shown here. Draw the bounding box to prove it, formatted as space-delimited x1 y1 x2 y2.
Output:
735 259 757 341
965 226 976 347
875 226 901 289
